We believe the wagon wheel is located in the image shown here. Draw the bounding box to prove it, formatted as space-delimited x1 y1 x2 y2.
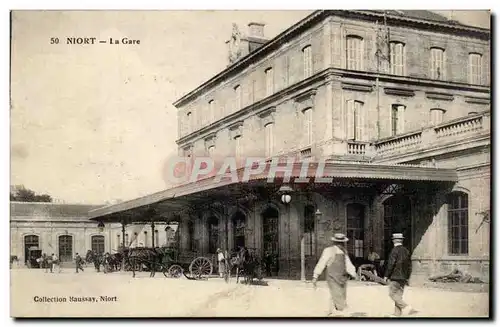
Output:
189 257 213 279
166 264 183 278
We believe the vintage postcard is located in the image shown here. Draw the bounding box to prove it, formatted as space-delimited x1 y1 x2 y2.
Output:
10 9 491 318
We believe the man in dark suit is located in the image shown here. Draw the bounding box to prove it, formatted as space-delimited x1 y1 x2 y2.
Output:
384 233 417 317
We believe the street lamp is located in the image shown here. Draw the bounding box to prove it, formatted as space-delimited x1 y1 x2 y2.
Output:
97 221 105 233
279 184 293 278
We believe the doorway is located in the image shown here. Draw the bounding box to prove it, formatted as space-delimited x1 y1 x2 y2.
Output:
262 206 279 276
24 235 39 264
383 195 412 258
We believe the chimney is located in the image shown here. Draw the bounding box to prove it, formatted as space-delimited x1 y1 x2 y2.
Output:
248 22 265 38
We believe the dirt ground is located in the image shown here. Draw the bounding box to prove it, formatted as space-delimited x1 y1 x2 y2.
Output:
10 268 490 318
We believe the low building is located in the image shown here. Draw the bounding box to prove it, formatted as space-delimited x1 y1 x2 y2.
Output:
10 201 176 265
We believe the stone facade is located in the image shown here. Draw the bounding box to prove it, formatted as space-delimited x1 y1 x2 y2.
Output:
171 11 490 281
10 202 174 265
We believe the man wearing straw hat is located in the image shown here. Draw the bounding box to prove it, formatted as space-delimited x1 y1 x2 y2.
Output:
312 233 357 317
384 233 417 317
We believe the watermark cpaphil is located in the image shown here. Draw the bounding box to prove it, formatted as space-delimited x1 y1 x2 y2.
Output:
163 155 337 186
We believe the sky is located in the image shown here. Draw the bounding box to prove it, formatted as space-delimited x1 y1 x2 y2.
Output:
10 10 490 205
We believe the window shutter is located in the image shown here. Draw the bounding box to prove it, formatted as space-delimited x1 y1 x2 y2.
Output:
346 100 355 140
397 105 405 133
355 102 363 141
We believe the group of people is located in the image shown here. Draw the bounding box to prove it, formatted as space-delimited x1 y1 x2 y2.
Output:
37 253 61 273
312 232 417 317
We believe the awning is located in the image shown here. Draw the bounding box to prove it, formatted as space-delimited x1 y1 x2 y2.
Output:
88 162 458 222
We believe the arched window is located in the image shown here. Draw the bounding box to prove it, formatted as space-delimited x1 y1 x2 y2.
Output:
58 235 73 262
24 235 39 263
346 204 365 258
232 211 246 250
91 235 105 254
234 84 242 110
207 216 219 254
264 122 274 157
447 192 469 255
304 205 316 256
133 232 138 247
265 67 274 96
391 104 406 135
155 230 159 247
125 233 129 246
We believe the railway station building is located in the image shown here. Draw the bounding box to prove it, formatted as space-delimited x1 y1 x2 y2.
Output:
89 10 490 281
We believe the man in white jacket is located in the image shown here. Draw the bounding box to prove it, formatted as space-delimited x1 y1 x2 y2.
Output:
312 233 357 317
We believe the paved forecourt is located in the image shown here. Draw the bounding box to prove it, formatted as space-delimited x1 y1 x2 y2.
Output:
10 269 489 318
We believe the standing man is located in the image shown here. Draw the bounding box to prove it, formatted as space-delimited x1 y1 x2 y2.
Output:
384 233 417 317
75 253 84 273
216 248 225 278
51 253 61 273
312 233 357 317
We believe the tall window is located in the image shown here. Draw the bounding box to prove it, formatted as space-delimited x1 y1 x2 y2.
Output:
302 45 312 78
58 235 73 262
264 123 274 157
143 231 148 247
208 100 215 123
91 235 105 254
430 108 445 125
234 85 242 110
154 230 159 247
468 53 482 85
346 204 365 258
346 36 363 70
391 104 406 136
186 112 192 134
207 216 219 254
430 47 445 80
390 42 405 75
232 211 246 249
447 192 469 255
265 67 274 96
116 234 121 248
304 205 316 256
134 233 138 247
207 145 215 157
234 135 241 159
346 100 365 141
303 108 313 146
125 233 129 246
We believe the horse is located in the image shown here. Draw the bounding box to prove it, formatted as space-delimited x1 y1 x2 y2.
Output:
85 251 103 272
128 247 169 278
226 247 263 284
234 248 264 285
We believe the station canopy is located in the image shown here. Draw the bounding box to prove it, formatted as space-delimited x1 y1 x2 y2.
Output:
88 161 458 224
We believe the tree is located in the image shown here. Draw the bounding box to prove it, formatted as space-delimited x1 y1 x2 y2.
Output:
10 185 52 203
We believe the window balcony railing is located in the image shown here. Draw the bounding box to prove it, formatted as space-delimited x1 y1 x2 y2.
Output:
373 111 490 158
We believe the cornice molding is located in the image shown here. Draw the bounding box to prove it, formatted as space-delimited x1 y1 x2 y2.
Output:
425 91 454 101
465 96 490 105
384 87 416 97
342 81 373 92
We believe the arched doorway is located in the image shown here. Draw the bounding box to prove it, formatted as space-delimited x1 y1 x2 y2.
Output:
24 235 39 264
383 195 412 258
58 235 73 262
207 216 219 254
262 206 279 276
232 211 246 250
91 235 105 254
346 203 365 259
